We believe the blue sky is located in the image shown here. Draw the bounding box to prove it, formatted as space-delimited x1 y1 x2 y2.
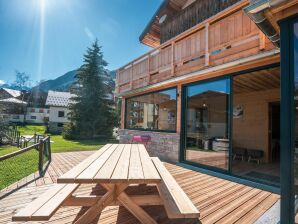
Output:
0 0 162 85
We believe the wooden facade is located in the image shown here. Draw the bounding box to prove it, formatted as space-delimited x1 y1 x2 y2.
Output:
116 1 275 95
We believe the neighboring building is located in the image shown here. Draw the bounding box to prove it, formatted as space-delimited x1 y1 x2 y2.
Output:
25 107 49 124
0 97 27 123
0 88 21 100
116 0 298 222
45 91 75 133
24 90 49 124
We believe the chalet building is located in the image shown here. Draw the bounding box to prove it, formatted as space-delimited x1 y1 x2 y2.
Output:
0 88 21 99
45 91 75 133
116 0 298 222
0 88 26 123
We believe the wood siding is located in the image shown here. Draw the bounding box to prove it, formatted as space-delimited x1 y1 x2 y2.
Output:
116 6 275 95
160 0 241 43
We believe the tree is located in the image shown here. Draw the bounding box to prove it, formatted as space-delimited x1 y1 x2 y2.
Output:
64 39 117 139
14 70 30 90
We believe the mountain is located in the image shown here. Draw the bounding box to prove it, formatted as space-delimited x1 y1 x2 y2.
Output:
32 70 77 92
32 69 116 92
0 83 31 91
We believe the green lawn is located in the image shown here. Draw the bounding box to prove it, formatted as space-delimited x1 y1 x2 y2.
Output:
0 125 117 190
18 124 46 135
50 135 117 153
0 145 19 157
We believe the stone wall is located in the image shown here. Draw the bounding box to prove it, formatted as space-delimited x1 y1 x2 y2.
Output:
118 129 180 162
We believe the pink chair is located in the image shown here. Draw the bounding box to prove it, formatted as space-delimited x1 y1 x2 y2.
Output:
131 135 151 145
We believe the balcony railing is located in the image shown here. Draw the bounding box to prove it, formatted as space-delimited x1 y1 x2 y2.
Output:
160 0 241 43
116 3 274 95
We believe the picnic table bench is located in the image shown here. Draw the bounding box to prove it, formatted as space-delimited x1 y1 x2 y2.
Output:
13 144 199 223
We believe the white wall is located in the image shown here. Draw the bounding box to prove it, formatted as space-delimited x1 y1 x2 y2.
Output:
26 107 49 124
49 106 70 123
0 114 25 123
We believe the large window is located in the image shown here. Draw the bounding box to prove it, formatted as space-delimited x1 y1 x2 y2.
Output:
184 78 230 170
231 67 280 186
125 88 177 131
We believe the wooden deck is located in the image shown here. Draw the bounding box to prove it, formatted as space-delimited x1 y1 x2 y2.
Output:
0 150 280 223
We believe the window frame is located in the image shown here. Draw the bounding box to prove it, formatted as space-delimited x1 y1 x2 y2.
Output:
180 63 281 192
58 111 65 118
124 87 178 133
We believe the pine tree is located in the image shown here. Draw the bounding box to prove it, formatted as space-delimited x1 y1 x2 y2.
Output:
64 40 117 139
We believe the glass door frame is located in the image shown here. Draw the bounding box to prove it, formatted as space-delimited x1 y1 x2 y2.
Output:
279 14 298 224
179 63 281 188
179 75 232 174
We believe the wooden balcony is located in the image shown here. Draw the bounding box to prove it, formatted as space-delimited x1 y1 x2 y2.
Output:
116 2 275 95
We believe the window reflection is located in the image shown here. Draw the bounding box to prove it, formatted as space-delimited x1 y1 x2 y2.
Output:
125 89 177 131
185 79 230 170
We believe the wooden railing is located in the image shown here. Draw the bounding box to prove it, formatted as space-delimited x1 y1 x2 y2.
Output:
160 0 240 43
0 136 51 175
116 3 275 94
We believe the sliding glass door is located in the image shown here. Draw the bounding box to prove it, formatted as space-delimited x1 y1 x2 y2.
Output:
183 78 230 170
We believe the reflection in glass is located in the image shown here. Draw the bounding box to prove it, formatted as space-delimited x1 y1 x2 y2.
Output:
125 89 177 131
232 67 280 186
185 79 230 170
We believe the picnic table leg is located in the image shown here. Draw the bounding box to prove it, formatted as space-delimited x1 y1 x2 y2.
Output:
74 184 128 224
74 188 114 224
103 184 158 224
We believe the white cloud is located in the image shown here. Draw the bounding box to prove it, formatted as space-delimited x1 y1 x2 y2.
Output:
84 27 95 41
0 80 5 85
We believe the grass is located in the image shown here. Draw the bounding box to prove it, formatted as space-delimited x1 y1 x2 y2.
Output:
17 125 46 135
50 135 116 153
0 150 39 190
0 145 19 157
0 124 117 190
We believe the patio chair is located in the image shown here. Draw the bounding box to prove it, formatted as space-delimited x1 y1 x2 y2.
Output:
233 147 247 161
247 149 264 164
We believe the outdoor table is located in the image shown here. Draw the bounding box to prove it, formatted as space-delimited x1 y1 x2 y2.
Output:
13 143 199 224
58 143 162 224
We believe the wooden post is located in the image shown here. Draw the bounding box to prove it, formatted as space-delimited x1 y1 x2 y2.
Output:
259 30 266 50
205 23 210 67
121 97 126 129
130 63 134 90
38 139 44 175
147 54 150 84
48 137 51 161
171 42 175 77
176 84 182 133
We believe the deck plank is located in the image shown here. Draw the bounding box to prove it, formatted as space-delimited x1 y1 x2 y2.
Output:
0 150 280 224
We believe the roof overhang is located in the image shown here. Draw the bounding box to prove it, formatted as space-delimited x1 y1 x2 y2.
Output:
139 0 188 48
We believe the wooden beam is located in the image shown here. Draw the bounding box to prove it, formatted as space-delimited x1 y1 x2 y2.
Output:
64 195 164 207
205 23 210 66
121 97 125 129
176 84 182 134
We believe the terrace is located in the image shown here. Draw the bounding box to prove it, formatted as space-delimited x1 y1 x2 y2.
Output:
0 150 280 223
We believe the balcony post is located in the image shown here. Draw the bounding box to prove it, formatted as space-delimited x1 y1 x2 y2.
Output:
121 96 125 129
147 54 150 84
130 63 133 90
176 84 182 133
205 23 210 66
171 42 175 77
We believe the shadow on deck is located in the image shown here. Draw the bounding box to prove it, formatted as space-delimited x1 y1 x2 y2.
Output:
0 150 280 223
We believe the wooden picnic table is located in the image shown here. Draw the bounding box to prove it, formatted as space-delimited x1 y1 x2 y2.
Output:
13 144 199 224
